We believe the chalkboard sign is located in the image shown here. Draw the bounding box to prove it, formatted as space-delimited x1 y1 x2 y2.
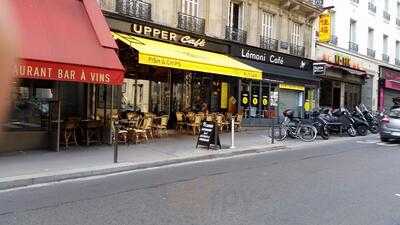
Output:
196 122 221 150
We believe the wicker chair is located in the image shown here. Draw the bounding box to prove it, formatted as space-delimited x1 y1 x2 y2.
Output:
176 112 185 132
234 114 243 131
154 115 169 137
187 114 202 135
63 118 79 148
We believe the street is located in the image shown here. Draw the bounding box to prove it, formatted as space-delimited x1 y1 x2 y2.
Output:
1 135 400 225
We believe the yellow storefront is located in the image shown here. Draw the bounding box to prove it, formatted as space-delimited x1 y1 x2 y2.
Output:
111 31 262 128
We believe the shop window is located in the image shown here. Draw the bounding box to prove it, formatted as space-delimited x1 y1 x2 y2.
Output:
6 83 54 131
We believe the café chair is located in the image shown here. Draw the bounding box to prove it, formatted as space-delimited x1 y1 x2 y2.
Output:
234 114 243 131
154 115 169 137
133 118 149 143
63 119 79 148
176 112 185 132
187 114 202 135
215 114 225 133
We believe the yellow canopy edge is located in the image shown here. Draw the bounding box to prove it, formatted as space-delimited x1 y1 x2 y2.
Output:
112 32 262 80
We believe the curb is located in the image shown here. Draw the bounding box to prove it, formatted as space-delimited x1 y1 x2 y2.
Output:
0 144 287 190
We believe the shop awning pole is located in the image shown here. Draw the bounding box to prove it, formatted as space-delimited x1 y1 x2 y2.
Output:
56 82 61 152
110 85 114 144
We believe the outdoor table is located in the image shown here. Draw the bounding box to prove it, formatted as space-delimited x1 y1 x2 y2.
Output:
80 120 103 146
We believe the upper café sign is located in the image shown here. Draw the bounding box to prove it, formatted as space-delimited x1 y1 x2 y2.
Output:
233 46 312 70
131 23 206 48
241 49 285 65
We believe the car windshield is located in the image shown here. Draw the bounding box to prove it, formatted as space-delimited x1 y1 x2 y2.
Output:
389 109 400 118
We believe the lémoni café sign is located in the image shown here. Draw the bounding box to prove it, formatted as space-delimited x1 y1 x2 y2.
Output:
131 23 206 48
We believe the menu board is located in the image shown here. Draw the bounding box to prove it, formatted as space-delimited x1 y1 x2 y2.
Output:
196 122 221 150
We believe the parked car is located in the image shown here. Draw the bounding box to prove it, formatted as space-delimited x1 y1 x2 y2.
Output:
380 108 400 142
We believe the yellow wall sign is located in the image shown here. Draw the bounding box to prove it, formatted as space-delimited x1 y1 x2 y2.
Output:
279 83 305 91
319 13 331 43
221 82 228 109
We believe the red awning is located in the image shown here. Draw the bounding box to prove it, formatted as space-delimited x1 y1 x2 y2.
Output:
10 0 124 85
325 63 367 77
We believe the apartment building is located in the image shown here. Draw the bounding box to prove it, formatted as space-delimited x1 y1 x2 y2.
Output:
317 0 400 111
98 0 323 124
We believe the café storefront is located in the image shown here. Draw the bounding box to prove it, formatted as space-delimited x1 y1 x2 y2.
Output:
3 0 125 152
103 14 262 129
230 44 320 124
317 53 367 110
379 66 400 110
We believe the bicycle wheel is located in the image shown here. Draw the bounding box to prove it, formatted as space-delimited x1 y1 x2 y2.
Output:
298 124 317 142
269 125 287 141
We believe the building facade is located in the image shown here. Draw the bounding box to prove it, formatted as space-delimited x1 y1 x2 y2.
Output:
98 0 323 124
317 0 400 111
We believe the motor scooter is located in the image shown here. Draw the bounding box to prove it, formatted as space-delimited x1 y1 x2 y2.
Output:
359 104 379 134
319 108 357 137
351 106 370 136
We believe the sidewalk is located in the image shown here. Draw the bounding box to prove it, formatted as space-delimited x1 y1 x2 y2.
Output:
0 128 286 190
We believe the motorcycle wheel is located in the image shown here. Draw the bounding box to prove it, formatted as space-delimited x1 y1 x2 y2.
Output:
298 124 317 142
369 125 379 134
356 125 368 136
347 126 357 137
269 125 287 141
320 125 329 140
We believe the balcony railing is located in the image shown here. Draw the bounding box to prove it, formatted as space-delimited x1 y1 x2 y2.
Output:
396 58 400 66
368 2 376 13
289 43 305 57
115 0 151 21
305 0 324 9
349 42 359 53
367 48 375 58
383 11 391 21
177 12 205 34
396 18 400 26
382 54 390 63
330 35 338 45
260 36 279 51
225 26 247 43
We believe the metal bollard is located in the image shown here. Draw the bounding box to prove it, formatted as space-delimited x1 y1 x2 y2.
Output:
271 121 275 144
113 121 118 163
230 117 235 149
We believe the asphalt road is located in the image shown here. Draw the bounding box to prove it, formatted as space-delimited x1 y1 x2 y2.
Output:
1 135 400 225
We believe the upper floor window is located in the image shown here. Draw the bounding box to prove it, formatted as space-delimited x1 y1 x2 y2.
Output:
384 0 389 11
368 0 376 13
396 41 400 59
182 0 199 17
291 22 301 46
349 19 357 43
383 35 389 54
261 11 274 39
228 1 244 30
397 2 400 18
115 0 152 21
368 28 374 49
349 19 358 52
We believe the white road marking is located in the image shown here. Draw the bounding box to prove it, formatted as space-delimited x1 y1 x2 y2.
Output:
395 194 400 198
376 142 399 147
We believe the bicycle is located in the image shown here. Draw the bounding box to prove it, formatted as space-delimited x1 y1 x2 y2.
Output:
269 116 317 142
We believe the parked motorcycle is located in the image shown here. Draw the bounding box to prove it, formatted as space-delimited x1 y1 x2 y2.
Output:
351 106 370 136
359 104 379 134
319 108 357 137
309 109 329 140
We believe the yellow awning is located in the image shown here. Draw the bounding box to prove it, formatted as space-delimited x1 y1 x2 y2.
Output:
112 32 262 80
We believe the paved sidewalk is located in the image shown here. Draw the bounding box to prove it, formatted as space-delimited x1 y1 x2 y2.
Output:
0 128 287 190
